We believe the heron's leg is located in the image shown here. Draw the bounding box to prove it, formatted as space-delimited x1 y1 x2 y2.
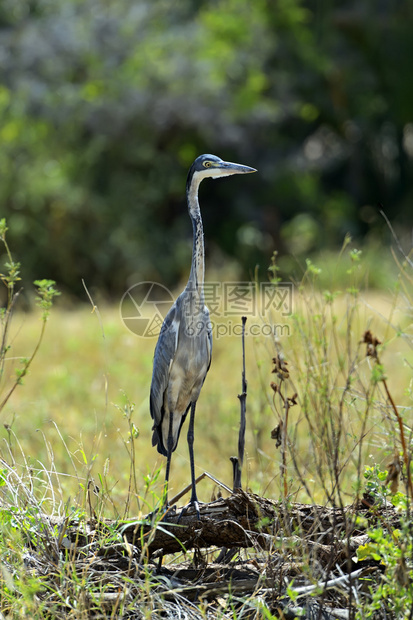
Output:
176 402 200 521
187 401 200 517
164 412 174 507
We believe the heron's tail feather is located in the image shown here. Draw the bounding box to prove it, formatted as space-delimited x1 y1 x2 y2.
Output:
152 426 168 456
151 405 191 457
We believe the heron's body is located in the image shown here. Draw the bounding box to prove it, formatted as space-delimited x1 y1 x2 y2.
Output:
151 292 212 454
149 154 256 515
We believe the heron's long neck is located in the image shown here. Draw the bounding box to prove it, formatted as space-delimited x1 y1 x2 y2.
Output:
187 180 205 299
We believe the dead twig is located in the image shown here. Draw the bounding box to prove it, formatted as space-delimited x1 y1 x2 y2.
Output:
232 316 247 490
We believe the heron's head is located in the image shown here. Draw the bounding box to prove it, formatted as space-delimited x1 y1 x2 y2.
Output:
187 154 256 192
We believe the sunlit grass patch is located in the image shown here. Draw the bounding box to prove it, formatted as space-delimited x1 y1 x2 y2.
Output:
1 223 413 616
1 245 411 514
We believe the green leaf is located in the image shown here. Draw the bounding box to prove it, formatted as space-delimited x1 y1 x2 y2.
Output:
356 542 382 563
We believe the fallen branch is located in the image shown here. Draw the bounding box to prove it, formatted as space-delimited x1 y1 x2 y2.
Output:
110 490 397 557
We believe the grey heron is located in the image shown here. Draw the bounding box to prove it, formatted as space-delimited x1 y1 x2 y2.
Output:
150 154 256 516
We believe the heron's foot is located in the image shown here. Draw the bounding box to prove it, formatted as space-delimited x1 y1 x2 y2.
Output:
178 497 201 522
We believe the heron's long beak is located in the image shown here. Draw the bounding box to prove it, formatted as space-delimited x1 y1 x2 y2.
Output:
220 161 257 174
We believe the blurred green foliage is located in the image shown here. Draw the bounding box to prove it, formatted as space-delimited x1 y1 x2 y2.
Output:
0 0 412 297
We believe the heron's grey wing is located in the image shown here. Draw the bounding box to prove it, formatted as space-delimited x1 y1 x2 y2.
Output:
149 303 179 430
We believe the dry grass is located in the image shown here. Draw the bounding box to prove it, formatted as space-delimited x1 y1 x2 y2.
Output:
1 280 411 515
1 238 413 618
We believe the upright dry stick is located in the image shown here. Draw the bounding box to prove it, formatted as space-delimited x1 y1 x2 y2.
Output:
233 317 248 490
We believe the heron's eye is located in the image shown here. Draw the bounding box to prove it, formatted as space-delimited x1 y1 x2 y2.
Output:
203 161 212 168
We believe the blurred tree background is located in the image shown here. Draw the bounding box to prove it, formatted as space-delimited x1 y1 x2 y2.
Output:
1 0 412 298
